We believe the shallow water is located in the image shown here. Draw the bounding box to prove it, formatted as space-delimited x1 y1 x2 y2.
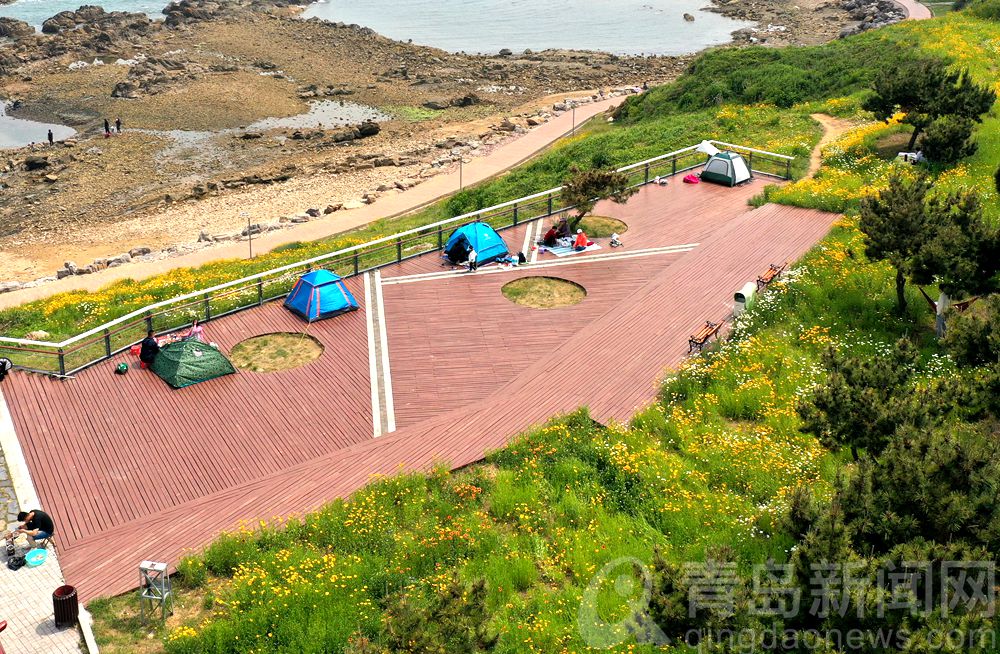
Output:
0 0 163 26
245 100 390 131
0 0 751 56
0 103 77 150
303 0 753 55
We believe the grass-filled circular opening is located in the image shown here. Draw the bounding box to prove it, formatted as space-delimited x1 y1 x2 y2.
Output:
578 215 628 238
230 332 324 373
502 276 586 309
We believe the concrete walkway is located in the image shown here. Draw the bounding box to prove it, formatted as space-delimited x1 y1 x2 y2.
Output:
0 96 624 311
895 0 933 20
0 387 88 654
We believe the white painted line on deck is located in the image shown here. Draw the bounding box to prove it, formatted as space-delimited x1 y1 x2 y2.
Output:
529 219 544 264
380 243 700 286
363 273 382 438
520 220 535 259
373 270 396 434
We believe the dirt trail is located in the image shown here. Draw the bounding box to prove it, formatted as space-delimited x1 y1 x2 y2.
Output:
807 113 856 177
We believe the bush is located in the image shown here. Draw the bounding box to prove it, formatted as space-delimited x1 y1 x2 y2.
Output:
970 0 1000 19
918 115 978 162
174 555 207 589
943 294 1000 366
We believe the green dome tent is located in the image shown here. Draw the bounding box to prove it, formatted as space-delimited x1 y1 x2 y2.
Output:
151 340 236 389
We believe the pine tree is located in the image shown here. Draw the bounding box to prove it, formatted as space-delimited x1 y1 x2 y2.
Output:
858 173 933 313
797 339 930 460
561 166 637 231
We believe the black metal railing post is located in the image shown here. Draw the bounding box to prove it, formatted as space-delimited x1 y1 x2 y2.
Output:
204 294 211 321
512 203 519 226
748 152 754 174
785 158 791 179
58 349 66 377
644 163 650 185
547 193 554 216
672 157 677 176
257 279 264 305
145 311 153 333
103 329 111 358
354 253 360 276
437 228 443 250
396 238 402 263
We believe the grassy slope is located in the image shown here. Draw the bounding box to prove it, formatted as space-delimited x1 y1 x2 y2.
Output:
89 11 998 654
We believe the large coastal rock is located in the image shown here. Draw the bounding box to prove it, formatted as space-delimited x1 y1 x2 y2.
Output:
163 0 312 26
0 17 34 39
839 0 906 35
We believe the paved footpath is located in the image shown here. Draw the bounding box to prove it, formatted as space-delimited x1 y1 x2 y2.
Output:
0 386 88 654
0 95 624 310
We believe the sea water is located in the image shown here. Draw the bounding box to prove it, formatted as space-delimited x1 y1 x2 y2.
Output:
0 0 751 56
0 103 76 149
303 0 752 55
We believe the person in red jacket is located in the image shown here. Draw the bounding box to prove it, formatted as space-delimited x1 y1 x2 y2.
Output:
574 229 589 252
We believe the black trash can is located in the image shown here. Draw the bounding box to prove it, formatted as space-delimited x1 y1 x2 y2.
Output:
53 585 78 628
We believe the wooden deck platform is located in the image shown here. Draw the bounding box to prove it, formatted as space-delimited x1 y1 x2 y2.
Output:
0 179 837 601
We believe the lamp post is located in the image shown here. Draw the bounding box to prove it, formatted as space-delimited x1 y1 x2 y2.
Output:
240 211 253 259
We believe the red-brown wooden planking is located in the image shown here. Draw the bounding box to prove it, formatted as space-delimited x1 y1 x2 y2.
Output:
3 179 836 601
4 278 373 545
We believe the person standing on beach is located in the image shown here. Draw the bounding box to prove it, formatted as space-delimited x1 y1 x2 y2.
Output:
47 129 54 145
104 118 111 137
115 117 122 134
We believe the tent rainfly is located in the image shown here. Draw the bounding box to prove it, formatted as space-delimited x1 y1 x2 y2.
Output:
284 269 359 322
151 340 236 389
701 151 752 187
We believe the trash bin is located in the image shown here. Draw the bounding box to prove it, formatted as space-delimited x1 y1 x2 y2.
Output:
734 281 757 316
53 585 78 628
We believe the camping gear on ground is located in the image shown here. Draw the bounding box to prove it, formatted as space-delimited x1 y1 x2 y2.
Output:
696 140 721 157
115 363 129 375
6 555 25 571
284 269 359 322
701 151 752 187
151 340 236 389
0 358 11 382
683 174 700 184
444 222 509 266
25 548 47 567
610 233 623 248
546 243 602 257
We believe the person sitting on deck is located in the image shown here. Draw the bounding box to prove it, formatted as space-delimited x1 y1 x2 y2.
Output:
555 216 571 239
9 509 54 549
574 229 590 252
542 224 559 247
139 330 161 368
183 318 205 343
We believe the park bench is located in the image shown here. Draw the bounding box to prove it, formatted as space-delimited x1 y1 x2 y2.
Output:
688 320 724 353
756 262 787 291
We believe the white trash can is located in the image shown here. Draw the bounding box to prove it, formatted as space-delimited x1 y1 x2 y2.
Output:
734 282 757 316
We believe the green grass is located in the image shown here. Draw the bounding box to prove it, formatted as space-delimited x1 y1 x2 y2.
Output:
228 332 324 373
577 215 628 237
501 276 587 309
385 105 441 122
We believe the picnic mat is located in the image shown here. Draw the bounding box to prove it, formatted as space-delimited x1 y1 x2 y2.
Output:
545 244 602 257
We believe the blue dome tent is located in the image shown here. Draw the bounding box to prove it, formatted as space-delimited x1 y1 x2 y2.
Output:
444 222 509 266
284 269 359 322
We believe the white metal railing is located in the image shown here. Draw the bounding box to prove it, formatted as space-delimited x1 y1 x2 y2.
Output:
0 140 794 373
